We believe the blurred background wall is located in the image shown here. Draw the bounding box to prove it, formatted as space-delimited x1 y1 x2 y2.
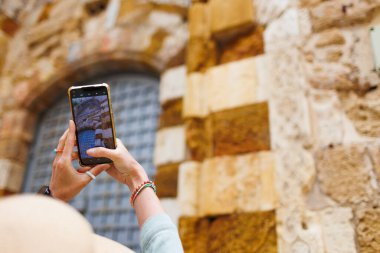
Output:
1 0 380 252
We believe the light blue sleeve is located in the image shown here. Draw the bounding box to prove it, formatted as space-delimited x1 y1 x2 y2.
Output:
140 213 184 253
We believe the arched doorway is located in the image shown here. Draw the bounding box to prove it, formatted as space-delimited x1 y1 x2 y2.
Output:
23 72 160 252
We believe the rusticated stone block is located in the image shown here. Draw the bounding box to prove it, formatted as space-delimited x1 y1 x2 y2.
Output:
183 73 209 118
0 30 8 70
277 206 356 253
339 89 380 137
199 152 277 216
179 211 277 253
189 3 210 39
159 65 186 105
159 98 183 129
0 138 29 164
256 50 312 149
186 37 217 73
211 103 270 156
155 163 179 198
0 109 37 143
206 57 267 113
185 117 212 161
255 0 292 25
356 206 380 253
179 217 209 253
264 8 311 52
154 126 186 166
310 0 373 32
320 208 356 253
178 161 201 216
209 0 255 40
219 26 264 64
0 159 25 192
315 145 377 205
208 212 277 253
275 147 316 206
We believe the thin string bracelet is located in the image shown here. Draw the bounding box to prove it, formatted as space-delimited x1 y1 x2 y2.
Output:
130 180 156 207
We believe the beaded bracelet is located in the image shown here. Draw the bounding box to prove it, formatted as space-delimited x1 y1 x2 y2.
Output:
130 180 156 207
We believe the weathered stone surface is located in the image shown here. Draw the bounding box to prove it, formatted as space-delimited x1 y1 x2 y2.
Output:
188 3 210 39
219 26 264 64
320 207 356 253
159 65 186 105
154 126 186 166
208 211 277 253
206 57 266 113
179 217 208 253
211 103 270 156
0 30 8 71
185 117 212 161
277 206 356 253
257 50 311 149
159 98 183 128
356 205 380 253
155 163 179 197
254 0 293 25
303 28 359 91
209 0 255 40
199 152 277 216
186 37 217 73
276 206 324 253
308 89 362 147
310 0 374 32
156 23 188 68
0 159 25 192
0 138 29 164
160 198 181 226
275 147 316 206
264 8 311 52
179 211 277 253
0 109 37 143
178 161 201 216
339 89 380 137
26 8 80 45
183 73 209 118
315 145 378 205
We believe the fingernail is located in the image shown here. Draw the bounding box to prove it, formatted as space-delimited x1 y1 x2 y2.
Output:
87 149 94 155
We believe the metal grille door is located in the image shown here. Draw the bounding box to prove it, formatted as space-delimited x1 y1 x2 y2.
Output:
23 73 160 252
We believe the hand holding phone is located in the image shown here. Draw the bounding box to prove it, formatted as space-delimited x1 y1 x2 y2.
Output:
68 83 117 166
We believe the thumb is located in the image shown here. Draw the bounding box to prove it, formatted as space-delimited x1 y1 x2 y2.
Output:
87 147 115 159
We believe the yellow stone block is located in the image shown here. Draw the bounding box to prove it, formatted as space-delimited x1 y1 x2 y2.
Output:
210 0 255 39
198 152 277 216
189 3 210 39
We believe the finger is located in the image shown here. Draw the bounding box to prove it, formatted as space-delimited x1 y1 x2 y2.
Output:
87 147 116 159
77 166 92 173
90 164 111 177
63 120 76 160
53 129 70 168
57 129 69 150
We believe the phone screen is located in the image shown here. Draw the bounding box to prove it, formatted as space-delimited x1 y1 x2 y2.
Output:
70 85 116 165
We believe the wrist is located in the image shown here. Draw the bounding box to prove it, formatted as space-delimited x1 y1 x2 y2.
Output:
125 162 149 191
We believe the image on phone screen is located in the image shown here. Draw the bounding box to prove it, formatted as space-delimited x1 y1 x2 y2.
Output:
71 89 115 164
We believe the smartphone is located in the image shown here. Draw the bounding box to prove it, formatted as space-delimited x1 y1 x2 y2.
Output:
68 83 116 166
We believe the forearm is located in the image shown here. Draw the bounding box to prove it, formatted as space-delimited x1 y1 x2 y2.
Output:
125 164 164 228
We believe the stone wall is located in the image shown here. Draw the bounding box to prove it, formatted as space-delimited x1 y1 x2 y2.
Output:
2 0 380 252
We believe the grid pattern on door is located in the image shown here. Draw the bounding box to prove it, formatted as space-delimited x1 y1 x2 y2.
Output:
23 73 160 252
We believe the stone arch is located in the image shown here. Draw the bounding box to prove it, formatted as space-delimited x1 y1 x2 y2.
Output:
0 1 188 195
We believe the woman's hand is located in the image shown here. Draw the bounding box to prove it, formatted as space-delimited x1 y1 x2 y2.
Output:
86 139 148 191
50 120 110 202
